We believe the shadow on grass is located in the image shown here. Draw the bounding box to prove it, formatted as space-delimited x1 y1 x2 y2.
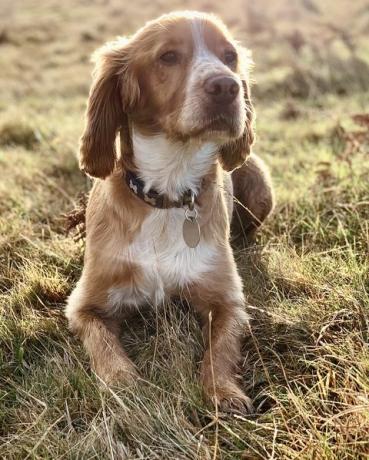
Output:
236 249 314 413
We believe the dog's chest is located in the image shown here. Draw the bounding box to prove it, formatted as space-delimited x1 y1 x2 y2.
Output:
108 208 217 308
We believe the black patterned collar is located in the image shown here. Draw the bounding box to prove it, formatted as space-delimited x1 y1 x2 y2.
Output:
125 170 195 209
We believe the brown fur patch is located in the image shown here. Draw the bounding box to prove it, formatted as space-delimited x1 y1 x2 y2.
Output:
231 153 275 241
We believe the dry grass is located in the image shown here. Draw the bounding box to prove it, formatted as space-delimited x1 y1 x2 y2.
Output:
1 0 369 458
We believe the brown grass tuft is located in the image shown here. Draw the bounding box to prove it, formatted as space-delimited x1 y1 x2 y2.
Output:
0 121 41 149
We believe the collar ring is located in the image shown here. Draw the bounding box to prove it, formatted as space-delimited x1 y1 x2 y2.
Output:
183 190 195 211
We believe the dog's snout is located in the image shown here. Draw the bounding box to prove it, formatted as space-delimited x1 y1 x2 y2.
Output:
204 76 240 105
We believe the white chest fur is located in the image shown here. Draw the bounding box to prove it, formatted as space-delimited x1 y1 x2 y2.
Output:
132 129 217 201
108 130 220 309
108 208 218 308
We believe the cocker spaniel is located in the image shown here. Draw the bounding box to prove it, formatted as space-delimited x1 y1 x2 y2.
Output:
66 11 274 414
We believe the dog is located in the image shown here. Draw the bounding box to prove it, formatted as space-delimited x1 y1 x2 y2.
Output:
66 11 274 414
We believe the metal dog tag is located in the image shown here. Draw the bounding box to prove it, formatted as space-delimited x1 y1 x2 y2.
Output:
183 209 200 248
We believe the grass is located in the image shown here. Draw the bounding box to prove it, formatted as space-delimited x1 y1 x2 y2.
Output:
1 0 369 458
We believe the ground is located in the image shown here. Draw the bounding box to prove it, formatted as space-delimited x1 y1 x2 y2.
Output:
0 0 369 458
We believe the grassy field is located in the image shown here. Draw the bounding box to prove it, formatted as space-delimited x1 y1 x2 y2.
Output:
1 0 369 458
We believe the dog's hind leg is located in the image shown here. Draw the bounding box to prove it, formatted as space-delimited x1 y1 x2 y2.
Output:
231 153 275 243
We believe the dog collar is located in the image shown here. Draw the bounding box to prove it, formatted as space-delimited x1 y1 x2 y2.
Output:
125 170 195 210
125 170 201 247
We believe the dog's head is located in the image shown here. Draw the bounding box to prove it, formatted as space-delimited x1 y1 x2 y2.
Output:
79 11 255 178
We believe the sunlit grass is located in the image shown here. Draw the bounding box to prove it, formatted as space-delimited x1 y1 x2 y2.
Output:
1 0 369 458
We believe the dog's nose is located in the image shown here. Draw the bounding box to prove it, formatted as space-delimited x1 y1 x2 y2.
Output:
204 76 240 105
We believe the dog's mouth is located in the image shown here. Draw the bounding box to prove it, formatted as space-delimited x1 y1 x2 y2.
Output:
191 113 242 140
206 115 238 131
165 106 244 144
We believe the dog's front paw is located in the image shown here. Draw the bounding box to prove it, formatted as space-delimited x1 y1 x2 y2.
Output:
93 355 139 386
203 379 254 415
217 391 254 415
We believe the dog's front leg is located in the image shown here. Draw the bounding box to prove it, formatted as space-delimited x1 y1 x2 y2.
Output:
189 251 253 414
66 287 138 385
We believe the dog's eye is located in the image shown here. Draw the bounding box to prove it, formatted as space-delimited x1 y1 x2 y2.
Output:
224 50 237 66
160 51 179 65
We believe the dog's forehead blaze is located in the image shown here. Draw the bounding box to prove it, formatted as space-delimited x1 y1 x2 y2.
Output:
133 15 232 58
190 18 234 55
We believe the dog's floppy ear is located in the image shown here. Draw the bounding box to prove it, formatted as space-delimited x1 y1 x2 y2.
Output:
79 40 139 179
219 51 255 172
